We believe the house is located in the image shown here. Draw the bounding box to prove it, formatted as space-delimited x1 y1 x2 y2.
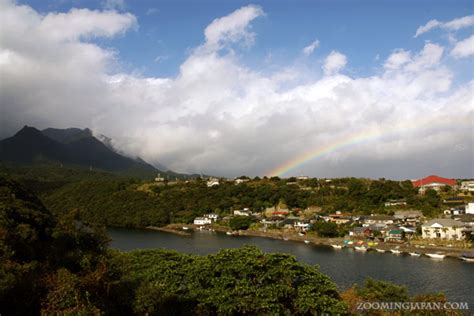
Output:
412 175 457 193
154 173 165 182
234 209 251 216
444 208 464 216
460 181 474 192
203 213 219 222
207 178 219 187
194 217 212 225
261 217 283 227
328 212 352 224
294 220 310 232
466 203 474 215
384 199 407 207
385 229 404 242
364 215 396 227
421 218 470 240
349 227 372 238
454 214 474 226
234 178 250 184
393 210 423 227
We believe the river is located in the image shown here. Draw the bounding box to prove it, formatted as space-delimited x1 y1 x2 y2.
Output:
108 227 474 305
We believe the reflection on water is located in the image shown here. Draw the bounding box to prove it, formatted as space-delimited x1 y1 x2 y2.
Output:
108 227 474 305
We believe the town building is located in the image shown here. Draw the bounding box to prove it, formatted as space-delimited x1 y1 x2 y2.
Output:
460 181 474 192
412 175 457 193
194 217 212 225
384 199 407 207
234 209 251 216
203 213 219 222
393 210 423 227
206 178 220 187
421 218 470 240
363 215 396 227
466 203 474 215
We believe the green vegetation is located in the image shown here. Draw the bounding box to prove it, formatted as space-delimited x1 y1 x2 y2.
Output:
1 174 456 315
229 216 255 230
1 165 465 230
0 175 347 314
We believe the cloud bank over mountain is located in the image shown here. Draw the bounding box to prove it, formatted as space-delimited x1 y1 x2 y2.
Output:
0 0 472 178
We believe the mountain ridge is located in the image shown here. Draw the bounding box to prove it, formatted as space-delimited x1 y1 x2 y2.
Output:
0 126 165 179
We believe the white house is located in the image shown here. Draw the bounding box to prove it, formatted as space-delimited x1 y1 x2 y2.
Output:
234 209 251 216
294 221 310 232
461 181 474 192
207 178 219 187
204 213 219 221
466 203 474 215
421 218 469 240
194 217 212 225
234 178 250 184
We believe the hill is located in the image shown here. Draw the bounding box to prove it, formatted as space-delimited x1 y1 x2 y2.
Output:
0 126 161 179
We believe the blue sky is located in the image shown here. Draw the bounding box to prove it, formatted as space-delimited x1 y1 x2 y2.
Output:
2 0 473 178
22 0 473 78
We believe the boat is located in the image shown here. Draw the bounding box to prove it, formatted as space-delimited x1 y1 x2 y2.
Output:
409 252 421 257
304 240 311 244
375 248 386 253
331 244 343 249
390 249 402 254
226 231 233 235
298 233 305 237
182 226 190 231
426 252 446 259
460 253 474 262
354 246 367 251
283 237 289 241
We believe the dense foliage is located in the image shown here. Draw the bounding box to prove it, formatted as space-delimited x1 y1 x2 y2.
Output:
0 175 349 314
2 165 460 229
114 247 347 315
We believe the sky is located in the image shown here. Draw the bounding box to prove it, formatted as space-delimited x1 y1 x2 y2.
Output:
0 0 473 179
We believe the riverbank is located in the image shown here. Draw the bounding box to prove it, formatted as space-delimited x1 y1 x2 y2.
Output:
149 224 473 259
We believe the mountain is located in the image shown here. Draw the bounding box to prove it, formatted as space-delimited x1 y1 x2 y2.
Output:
42 127 93 144
0 126 161 179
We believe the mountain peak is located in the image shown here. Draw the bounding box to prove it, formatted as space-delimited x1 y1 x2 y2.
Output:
15 125 43 138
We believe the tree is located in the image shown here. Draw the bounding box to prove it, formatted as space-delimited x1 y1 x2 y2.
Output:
229 216 254 230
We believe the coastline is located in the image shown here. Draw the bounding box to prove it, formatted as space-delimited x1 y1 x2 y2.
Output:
147 224 473 259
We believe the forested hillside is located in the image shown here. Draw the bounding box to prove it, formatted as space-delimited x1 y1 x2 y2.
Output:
1 165 456 229
0 175 350 314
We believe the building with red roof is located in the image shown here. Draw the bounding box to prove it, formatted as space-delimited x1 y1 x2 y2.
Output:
412 175 457 192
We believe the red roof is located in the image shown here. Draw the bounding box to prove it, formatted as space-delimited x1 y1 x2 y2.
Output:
412 175 456 187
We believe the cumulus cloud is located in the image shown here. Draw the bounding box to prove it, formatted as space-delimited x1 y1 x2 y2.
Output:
414 15 474 37
451 35 474 58
0 1 472 178
203 5 264 51
302 39 320 56
323 51 347 75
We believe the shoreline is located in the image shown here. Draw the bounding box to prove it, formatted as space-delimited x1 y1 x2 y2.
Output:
147 224 473 259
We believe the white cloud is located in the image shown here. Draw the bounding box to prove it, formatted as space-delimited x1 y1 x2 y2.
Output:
451 35 474 58
302 39 320 56
0 1 472 178
323 51 347 75
203 5 264 51
384 49 411 70
414 15 474 37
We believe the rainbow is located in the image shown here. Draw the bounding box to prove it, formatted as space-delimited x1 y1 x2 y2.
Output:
265 116 472 177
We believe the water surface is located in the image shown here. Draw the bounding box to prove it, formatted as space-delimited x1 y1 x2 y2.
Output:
108 227 474 305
